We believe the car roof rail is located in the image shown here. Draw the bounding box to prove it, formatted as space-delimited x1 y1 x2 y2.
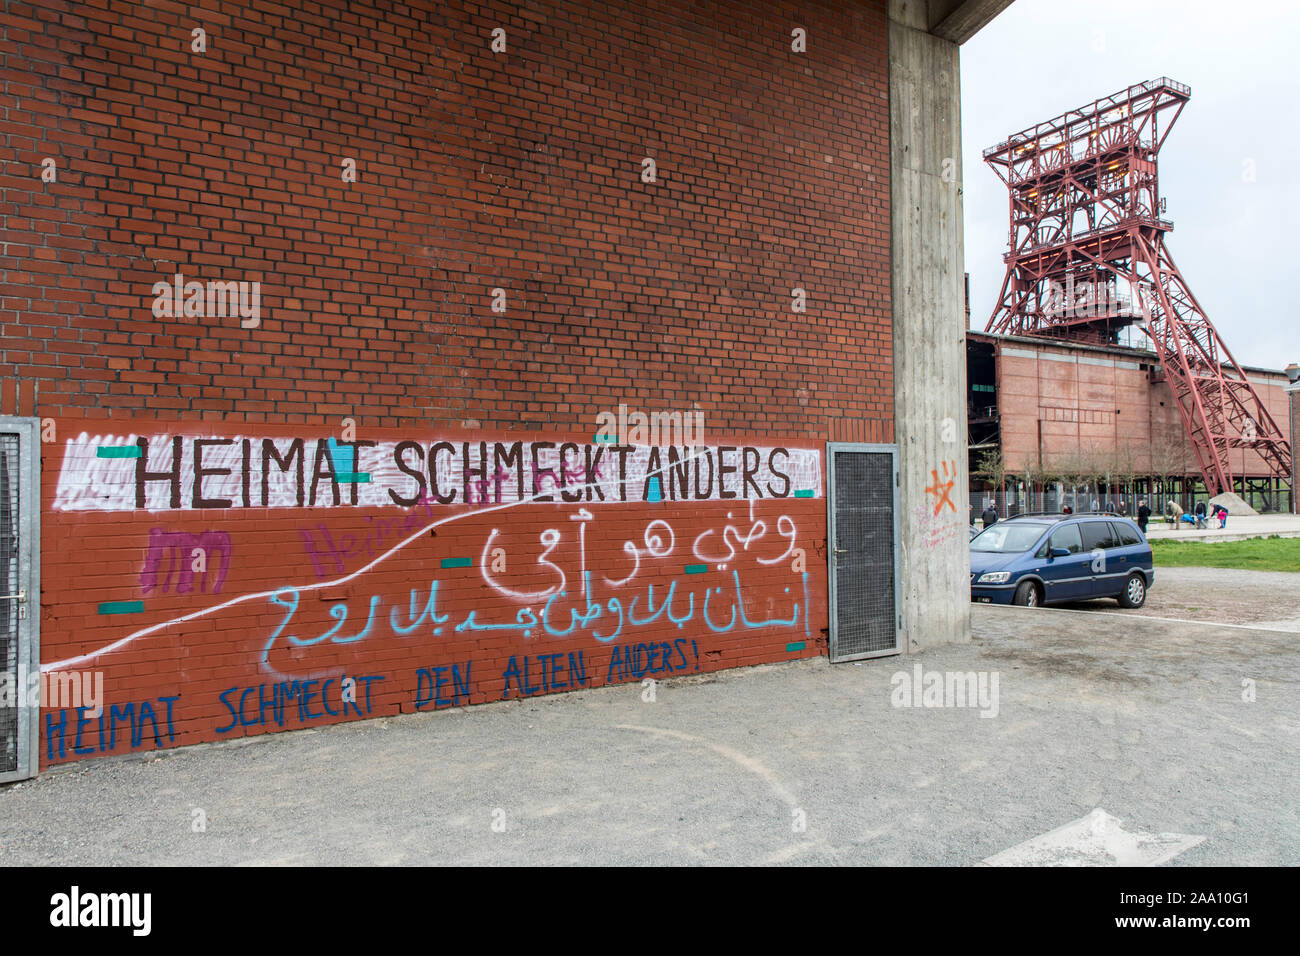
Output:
1006 510 1134 520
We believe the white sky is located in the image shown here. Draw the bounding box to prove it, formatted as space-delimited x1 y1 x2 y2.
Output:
960 0 1300 370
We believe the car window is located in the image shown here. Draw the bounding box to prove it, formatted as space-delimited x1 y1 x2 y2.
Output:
1112 521 1143 546
1079 521 1116 551
971 522 1051 553
1049 524 1083 554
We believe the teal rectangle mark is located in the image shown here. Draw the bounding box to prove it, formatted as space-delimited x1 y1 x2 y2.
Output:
440 557 472 569
96 446 141 458
594 434 616 444
99 600 144 615
327 437 355 474
794 489 815 498
684 564 707 575
786 641 807 652
336 473 371 483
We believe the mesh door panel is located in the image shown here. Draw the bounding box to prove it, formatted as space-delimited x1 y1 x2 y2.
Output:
0 434 18 774
832 450 896 659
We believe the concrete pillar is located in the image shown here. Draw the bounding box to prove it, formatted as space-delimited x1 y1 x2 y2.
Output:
889 0 971 651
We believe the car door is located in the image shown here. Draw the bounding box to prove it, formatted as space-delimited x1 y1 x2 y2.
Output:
1039 523 1089 601
1109 519 1149 585
1079 520 1122 597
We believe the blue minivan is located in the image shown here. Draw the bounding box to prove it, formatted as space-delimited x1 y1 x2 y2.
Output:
970 513 1154 608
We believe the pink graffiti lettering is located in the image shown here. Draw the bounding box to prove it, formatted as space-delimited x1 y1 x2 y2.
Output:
140 528 232 595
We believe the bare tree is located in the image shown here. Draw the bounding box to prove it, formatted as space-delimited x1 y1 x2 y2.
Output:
1147 428 1191 519
974 449 1008 515
1110 440 1138 513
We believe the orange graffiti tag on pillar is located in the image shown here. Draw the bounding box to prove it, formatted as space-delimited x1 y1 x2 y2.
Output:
924 461 957 516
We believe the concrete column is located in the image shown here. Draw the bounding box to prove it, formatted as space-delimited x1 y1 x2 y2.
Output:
888 0 971 651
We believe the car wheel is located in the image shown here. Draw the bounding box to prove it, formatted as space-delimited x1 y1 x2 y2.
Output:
1012 580 1040 607
1118 572 1146 609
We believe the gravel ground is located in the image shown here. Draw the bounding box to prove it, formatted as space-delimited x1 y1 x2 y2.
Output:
1 579 1296 866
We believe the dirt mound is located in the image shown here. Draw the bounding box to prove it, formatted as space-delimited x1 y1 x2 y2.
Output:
1208 491 1258 516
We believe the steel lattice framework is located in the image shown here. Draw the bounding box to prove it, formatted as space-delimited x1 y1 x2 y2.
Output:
983 77 1292 496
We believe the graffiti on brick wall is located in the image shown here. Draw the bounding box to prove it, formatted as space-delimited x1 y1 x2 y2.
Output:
52 433 821 511
140 528 231 594
41 427 825 765
252 508 810 678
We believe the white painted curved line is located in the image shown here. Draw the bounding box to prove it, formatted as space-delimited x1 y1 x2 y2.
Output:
614 723 801 807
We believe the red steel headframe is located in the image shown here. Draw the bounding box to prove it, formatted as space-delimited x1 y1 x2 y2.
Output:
983 77 1292 496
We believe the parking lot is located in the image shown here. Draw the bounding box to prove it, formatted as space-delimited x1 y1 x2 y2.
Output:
1058 565 1300 631
2 565 1296 866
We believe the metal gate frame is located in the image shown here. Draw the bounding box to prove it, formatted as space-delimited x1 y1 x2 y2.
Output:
0 416 40 783
826 442 901 662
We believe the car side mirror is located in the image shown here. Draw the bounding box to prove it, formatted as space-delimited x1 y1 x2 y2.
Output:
1051 547 1070 558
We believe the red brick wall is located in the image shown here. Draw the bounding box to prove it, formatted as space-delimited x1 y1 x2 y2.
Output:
1 0 892 434
2 0 891 764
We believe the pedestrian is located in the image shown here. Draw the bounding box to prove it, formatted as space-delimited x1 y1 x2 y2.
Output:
981 501 998 528
1194 500 1207 529
1166 499 1184 530
1062 504 1073 515
1119 498 1129 515
1091 498 1099 512
1137 498 1151 534
1106 499 1116 513
1217 504 1228 529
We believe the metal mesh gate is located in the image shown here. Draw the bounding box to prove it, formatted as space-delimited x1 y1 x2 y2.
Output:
827 444 899 661
0 419 37 782
1 433 19 775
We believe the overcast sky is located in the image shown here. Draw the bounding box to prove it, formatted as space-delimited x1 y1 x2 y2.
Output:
960 0 1299 371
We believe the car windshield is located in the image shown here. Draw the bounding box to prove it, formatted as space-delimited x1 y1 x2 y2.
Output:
971 521 1050 553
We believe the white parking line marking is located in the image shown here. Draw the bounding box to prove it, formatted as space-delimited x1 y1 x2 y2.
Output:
978 602 1298 633
982 808 1205 867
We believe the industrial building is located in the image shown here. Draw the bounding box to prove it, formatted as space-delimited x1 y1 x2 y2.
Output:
966 329 1295 515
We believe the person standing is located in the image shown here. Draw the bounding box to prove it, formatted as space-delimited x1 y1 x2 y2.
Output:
981 502 998 528
1217 504 1228 528
1167 499 1184 530
1194 500 1207 529
1137 498 1151 535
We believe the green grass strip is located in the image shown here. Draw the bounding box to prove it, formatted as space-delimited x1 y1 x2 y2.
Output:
1150 535 1300 573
